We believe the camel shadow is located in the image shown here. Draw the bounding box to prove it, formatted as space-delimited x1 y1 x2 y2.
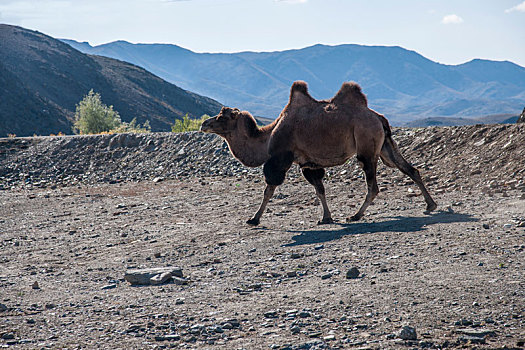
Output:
283 211 477 247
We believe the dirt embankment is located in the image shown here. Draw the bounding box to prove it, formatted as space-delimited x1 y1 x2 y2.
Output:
1 124 524 192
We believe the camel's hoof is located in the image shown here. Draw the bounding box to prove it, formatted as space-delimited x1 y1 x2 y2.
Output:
246 218 260 226
424 202 438 214
347 214 362 222
426 202 438 213
317 218 334 225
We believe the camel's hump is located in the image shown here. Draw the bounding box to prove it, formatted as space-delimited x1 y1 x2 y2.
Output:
289 81 315 106
290 81 309 95
332 82 368 107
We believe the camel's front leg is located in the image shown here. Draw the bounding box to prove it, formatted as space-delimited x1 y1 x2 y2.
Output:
247 185 276 226
247 152 294 226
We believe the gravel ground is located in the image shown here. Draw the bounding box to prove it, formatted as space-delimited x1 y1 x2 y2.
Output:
1 124 524 349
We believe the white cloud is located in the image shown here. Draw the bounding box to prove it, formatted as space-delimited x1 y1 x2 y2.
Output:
441 14 463 24
505 1 525 13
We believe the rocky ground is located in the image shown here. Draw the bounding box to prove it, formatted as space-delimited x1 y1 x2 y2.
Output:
1 124 524 349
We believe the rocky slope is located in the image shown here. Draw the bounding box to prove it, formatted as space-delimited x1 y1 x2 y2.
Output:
0 24 222 137
1 124 524 193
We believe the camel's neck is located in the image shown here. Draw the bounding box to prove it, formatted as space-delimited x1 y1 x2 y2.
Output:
223 120 277 167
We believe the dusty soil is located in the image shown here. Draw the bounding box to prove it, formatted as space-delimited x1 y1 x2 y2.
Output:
1 125 524 349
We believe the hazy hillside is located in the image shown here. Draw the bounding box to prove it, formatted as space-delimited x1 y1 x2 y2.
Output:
406 114 519 127
62 40 525 125
0 25 222 137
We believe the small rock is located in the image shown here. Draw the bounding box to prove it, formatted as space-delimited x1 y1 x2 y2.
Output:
264 310 279 318
1 333 15 340
346 267 360 279
314 244 324 250
458 335 485 344
213 325 224 333
152 177 164 183
399 325 417 340
290 326 301 334
124 267 183 285
173 277 188 285
290 252 304 259
321 273 332 280
482 223 490 229
154 252 162 258
455 319 473 326
150 272 172 285
286 271 297 278
0 303 7 312
31 281 40 290
101 284 117 290
224 318 240 327
155 334 180 341
175 298 185 305
45 303 56 309
457 328 495 338
222 323 233 330
308 331 322 338
323 334 336 341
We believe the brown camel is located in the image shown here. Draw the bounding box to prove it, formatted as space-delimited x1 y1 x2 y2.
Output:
201 81 437 225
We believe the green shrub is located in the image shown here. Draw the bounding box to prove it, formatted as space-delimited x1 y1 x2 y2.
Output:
109 118 151 134
73 90 121 134
73 90 151 134
171 114 209 133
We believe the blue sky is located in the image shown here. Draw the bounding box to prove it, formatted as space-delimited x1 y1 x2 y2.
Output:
1 0 524 66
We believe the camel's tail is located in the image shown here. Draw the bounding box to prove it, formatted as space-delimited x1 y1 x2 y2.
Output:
378 114 403 169
377 114 392 139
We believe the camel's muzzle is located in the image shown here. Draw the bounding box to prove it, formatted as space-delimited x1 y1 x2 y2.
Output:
200 119 213 133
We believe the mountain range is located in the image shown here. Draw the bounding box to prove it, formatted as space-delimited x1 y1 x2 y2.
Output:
0 25 222 137
62 39 525 125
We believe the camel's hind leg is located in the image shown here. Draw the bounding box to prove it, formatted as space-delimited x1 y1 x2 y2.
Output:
302 168 333 225
380 137 437 212
348 155 379 222
247 152 294 226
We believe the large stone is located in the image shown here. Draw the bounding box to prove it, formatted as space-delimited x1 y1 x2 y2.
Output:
399 325 417 340
124 267 183 285
346 267 360 279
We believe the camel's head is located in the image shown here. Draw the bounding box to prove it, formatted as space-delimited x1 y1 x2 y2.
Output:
200 107 241 136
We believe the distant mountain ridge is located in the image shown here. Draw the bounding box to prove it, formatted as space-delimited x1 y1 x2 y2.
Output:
0 25 222 137
62 39 525 125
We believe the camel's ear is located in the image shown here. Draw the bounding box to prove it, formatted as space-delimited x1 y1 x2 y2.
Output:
219 107 233 118
230 108 240 120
